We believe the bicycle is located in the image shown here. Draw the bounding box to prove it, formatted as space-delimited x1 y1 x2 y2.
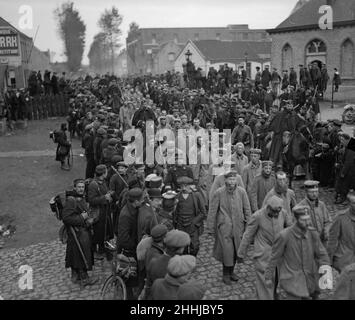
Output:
100 241 137 300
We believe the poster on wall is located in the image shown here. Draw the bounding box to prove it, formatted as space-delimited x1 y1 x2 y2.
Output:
0 28 19 56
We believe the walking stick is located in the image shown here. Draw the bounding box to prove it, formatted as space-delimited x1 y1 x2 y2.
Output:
68 226 89 270
110 165 129 188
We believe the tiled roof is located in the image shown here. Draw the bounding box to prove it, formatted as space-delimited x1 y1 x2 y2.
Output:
270 0 355 33
193 40 271 63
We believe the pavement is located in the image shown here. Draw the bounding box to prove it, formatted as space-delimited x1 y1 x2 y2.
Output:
0 181 345 300
0 104 352 300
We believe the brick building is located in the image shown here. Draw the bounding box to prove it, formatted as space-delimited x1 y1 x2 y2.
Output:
174 40 271 79
267 0 355 84
126 24 270 75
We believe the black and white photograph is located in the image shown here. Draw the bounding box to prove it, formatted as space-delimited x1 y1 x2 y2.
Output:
0 0 355 306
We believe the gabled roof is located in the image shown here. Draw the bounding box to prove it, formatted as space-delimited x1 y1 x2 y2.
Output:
269 0 355 33
191 40 271 63
0 17 33 41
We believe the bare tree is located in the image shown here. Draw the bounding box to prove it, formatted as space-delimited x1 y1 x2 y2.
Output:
98 6 123 74
54 1 86 72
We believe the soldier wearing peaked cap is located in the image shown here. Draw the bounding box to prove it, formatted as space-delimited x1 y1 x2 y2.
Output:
164 162 194 192
264 203 330 300
174 176 207 256
238 195 292 299
297 180 332 244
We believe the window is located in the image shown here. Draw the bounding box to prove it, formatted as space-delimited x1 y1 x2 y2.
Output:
152 33 157 45
243 33 249 40
306 39 326 54
168 52 175 61
230 32 237 41
194 33 199 41
216 33 221 41
341 39 354 77
261 33 267 40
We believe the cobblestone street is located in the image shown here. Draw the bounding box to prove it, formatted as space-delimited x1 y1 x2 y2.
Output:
0 181 343 300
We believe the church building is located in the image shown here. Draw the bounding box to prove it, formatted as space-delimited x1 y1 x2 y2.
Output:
267 0 355 84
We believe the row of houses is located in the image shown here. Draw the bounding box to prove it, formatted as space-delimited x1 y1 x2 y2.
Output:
122 0 355 84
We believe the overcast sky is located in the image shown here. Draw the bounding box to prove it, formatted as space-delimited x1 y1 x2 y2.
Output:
1 0 299 64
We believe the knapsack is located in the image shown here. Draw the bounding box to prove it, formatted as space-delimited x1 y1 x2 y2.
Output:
49 190 76 220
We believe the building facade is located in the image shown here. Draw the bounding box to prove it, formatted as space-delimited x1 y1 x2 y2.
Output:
126 25 270 75
267 0 355 84
174 40 271 79
0 17 51 91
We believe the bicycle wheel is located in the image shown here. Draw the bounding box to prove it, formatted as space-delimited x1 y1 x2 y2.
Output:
101 275 127 300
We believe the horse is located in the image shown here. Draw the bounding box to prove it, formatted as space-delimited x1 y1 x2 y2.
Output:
282 125 314 188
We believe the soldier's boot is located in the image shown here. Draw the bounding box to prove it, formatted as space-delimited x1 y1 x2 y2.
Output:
79 271 98 287
222 265 231 285
229 266 239 282
71 268 80 284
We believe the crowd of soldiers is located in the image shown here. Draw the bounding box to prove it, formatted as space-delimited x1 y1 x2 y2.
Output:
51 65 355 300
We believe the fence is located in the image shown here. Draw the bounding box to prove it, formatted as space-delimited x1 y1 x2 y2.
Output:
25 94 70 120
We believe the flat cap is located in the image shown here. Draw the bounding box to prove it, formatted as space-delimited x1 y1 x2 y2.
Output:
262 160 273 167
304 180 319 190
117 161 128 167
108 138 119 146
162 190 178 200
164 230 191 248
150 175 163 188
167 255 196 277
250 148 262 155
95 164 107 175
145 173 158 182
292 205 311 218
151 224 168 242
266 195 284 210
148 188 162 199
128 188 144 201
224 170 238 179
177 176 194 186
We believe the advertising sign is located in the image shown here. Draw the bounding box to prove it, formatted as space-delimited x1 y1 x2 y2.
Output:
0 28 19 56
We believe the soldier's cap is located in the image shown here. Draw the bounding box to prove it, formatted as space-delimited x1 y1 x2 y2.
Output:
304 180 319 190
150 176 163 188
98 114 106 120
250 148 262 155
95 164 107 176
111 155 123 163
167 255 196 277
174 117 181 122
134 163 145 169
128 188 144 201
235 142 245 149
117 161 128 168
206 122 213 127
151 224 168 242
262 160 273 167
266 195 284 210
164 230 191 248
148 188 162 199
292 205 311 219
224 170 238 179
162 190 178 200
332 119 342 127
237 114 245 119
177 176 194 186
108 138 119 146
96 128 107 136
73 178 85 186
145 173 158 182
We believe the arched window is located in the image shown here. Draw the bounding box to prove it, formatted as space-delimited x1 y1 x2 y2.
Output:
341 39 354 77
306 39 326 55
282 43 293 70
